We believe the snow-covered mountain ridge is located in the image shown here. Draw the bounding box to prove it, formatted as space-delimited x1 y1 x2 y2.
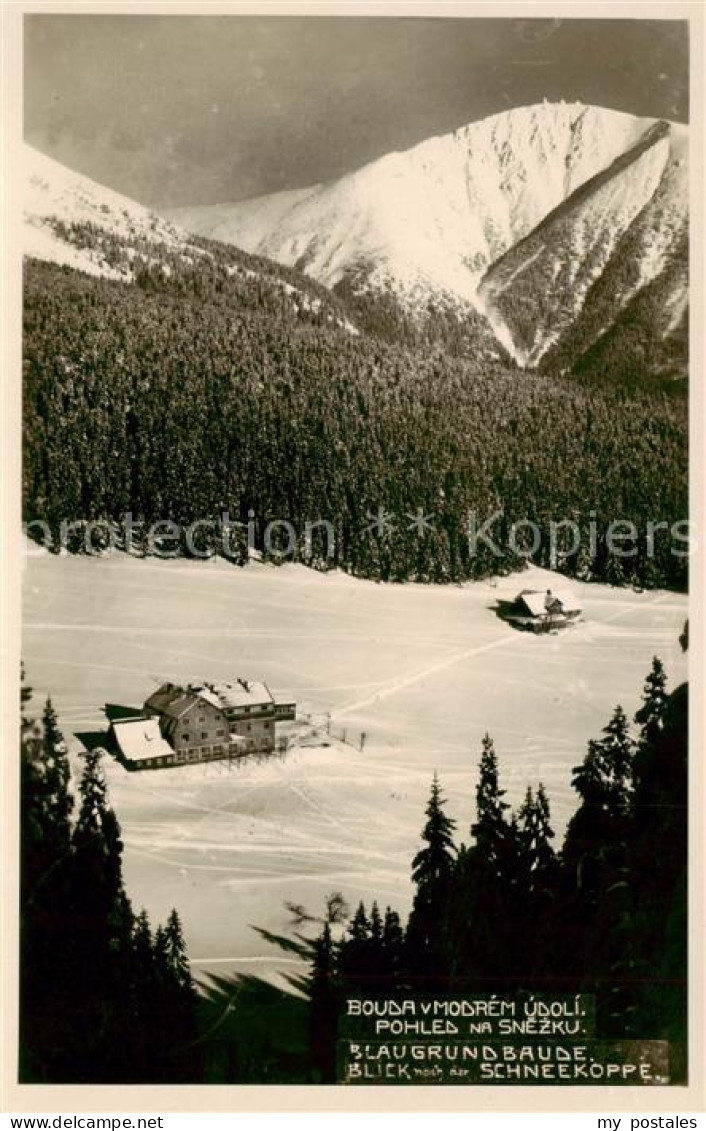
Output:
168 101 688 372
21 143 358 334
478 117 687 366
23 143 194 279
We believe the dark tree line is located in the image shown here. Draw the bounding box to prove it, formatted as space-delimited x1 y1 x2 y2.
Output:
20 671 200 1083
304 651 687 1082
24 259 687 589
42 219 355 333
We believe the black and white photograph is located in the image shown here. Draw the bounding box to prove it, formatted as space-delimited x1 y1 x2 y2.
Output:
5 3 701 1106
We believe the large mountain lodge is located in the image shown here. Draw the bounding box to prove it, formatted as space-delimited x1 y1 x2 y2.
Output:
108 679 296 770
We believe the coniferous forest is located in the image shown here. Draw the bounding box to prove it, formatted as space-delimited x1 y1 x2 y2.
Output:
23 255 687 589
20 644 687 1084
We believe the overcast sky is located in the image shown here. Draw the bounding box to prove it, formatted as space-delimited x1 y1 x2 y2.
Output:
24 16 689 209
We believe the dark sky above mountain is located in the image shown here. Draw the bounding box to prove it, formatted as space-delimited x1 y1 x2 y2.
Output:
24 15 689 208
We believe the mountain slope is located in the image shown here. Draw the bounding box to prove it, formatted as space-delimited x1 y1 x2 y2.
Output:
565 241 688 386
23 142 193 279
169 102 652 300
168 102 688 374
21 143 358 335
536 127 688 379
478 119 687 367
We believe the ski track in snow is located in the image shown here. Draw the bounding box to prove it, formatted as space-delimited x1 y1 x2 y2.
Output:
335 634 510 718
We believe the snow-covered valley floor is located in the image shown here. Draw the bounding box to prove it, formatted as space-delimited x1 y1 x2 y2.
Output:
22 552 687 988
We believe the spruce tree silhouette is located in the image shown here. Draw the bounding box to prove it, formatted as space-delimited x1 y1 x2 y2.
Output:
406 773 456 985
20 681 74 1080
308 922 340 1083
20 674 201 1083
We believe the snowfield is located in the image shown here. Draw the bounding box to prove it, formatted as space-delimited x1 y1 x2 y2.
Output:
22 552 687 988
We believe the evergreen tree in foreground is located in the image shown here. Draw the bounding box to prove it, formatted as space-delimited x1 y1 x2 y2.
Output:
563 704 634 902
635 657 669 748
41 697 73 853
412 773 457 889
20 681 74 1081
405 774 456 982
629 659 687 1067
518 783 557 891
308 922 340 1083
381 907 405 983
511 783 560 983
449 736 524 988
600 705 635 822
471 734 510 863
339 901 370 989
20 670 201 1083
633 656 670 798
152 909 202 1081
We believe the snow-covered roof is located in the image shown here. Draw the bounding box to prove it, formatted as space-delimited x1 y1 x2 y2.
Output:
515 589 582 617
146 679 279 720
193 680 274 711
516 591 550 617
144 683 202 720
112 717 174 763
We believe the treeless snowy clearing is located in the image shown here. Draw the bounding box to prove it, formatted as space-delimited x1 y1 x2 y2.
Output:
22 550 687 988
